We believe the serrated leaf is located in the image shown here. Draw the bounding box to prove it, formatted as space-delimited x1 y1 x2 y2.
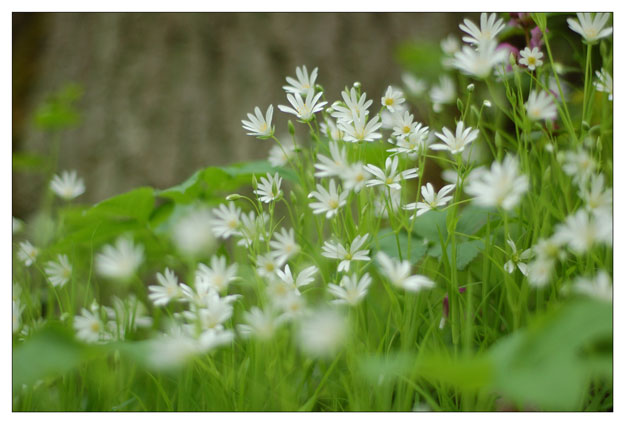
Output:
411 210 448 242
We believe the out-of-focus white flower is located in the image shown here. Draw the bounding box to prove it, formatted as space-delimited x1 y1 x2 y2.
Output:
241 105 274 138
44 254 72 288
594 69 613 101
12 217 24 234
237 211 268 248
74 304 107 343
314 141 349 178
149 268 183 306
453 41 508 79
274 290 307 321
464 154 529 211
381 86 405 112
430 75 456 112
553 209 612 254
525 90 557 121
571 271 612 302
503 238 533 276
95 237 144 281
297 308 347 358
268 140 297 167
331 87 372 124
580 173 612 214
342 162 369 193
210 202 242 239
567 13 612 43
181 290 237 330
327 273 372 306
533 237 567 263
196 256 238 293
17 241 39 267
308 180 349 219
519 47 544 71
459 13 506 47
256 252 280 279
270 227 300 266
431 121 479 155
401 73 427 97
147 327 201 370
441 34 460 55
321 234 370 273
237 307 283 340
339 112 383 143
320 117 345 142
561 148 597 186
254 172 283 203
171 205 217 258
376 252 435 293
403 183 455 217
527 258 555 288
50 170 85 200
373 188 402 218
278 88 327 122
275 264 318 294
364 156 418 191
283 65 319 95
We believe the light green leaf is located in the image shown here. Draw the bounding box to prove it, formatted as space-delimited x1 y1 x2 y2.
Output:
377 229 428 263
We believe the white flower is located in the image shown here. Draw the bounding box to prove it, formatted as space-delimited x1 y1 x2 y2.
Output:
237 210 268 248
147 327 201 370
320 117 345 142
149 268 183 306
275 264 318 294
268 141 297 167
519 47 544 71
579 173 612 214
388 124 430 158
342 162 369 193
50 170 85 200
464 154 529 211
440 34 460 55
376 252 435 293
209 202 242 239
403 183 455 217
527 258 555 288
431 121 479 155
401 73 427 97
104 295 152 340
283 65 319 95
391 111 418 138
254 172 283 203
561 148 597 186
314 141 348 178
96 237 144 281
278 88 327 122
237 307 283 340
241 105 274 138
12 217 24 234
327 273 372 306
74 306 106 343
269 227 301 266
364 156 418 191
197 327 235 353
331 87 372 124
308 179 348 218
430 75 456 112
171 206 217 258
321 234 370 273
274 291 307 321
196 256 238 292
525 90 557 121
553 209 612 254
17 241 38 267
181 290 237 330
567 13 612 43
594 69 613 101
256 252 280 278
533 237 567 263
44 254 72 288
453 41 508 79
381 86 405 112
503 238 533 276
297 308 347 358
571 271 612 302
339 112 383 143
374 188 402 218
459 13 506 47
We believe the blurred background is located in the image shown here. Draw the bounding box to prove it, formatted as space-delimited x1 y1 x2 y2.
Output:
13 12 466 218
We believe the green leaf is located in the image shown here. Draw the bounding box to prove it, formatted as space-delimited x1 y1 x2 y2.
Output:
489 299 613 411
411 210 448 242
358 351 415 384
394 42 444 81
456 205 490 235
12 152 49 173
377 229 428 263
428 239 484 270
157 169 208 203
88 187 155 222
33 83 83 131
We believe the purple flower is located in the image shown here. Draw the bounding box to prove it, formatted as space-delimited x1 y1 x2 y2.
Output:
530 26 547 49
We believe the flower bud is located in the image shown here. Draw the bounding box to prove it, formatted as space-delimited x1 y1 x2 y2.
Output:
288 120 296 135
466 83 475 92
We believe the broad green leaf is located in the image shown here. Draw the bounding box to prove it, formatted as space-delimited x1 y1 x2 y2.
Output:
377 229 428 263
411 210 448 241
394 42 444 81
12 152 49 173
428 239 484 270
456 205 490 235
33 83 83 131
358 351 415 384
88 187 155 222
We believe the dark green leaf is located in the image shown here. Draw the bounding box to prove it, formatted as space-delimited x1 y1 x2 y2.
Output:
428 239 484 270
377 229 428 263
